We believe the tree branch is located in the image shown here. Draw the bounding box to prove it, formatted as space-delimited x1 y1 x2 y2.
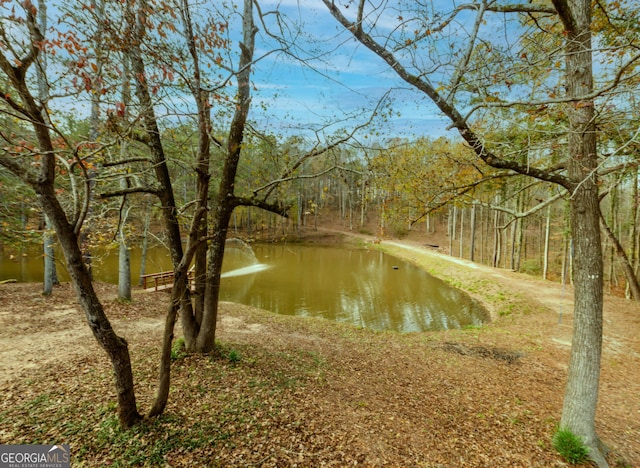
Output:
253 165 354 195
322 0 572 189
102 157 153 167
0 153 39 185
408 172 517 225
550 0 577 33
232 195 289 218
260 91 391 200
446 0 487 105
98 185 161 199
463 52 640 121
480 189 567 219
397 2 556 50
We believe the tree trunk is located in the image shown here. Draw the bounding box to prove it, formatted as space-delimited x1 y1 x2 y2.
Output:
118 232 131 301
43 215 59 295
563 185 606 466
627 166 638 298
117 183 131 302
197 0 256 353
470 203 476 262
360 174 367 228
198 214 229 353
41 188 141 427
459 206 464 258
118 239 131 301
600 210 640 300
187 0 213 339
480 205 486 264
448 205 454 255
513 189 524 271
147 254 193 417
0 8 142 427
543 204 551 280
492 209 500 268
147 298 180 418
36 3 58 296
509 217 517 271
554 0 608 464
129 1 199 352
606 187 617 292
138 207 150 287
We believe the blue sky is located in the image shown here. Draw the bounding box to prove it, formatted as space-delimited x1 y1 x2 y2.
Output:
31 0 457 141
248 1 453 140
246 0 568 143
33 0 485 141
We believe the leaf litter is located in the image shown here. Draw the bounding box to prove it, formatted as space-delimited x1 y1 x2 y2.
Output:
0 236 638 466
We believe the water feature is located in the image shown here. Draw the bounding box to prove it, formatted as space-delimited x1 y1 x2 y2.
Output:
221 264 271 278
0 245 173 284
0 242 487 333
221 238 271 278
225 238 260 265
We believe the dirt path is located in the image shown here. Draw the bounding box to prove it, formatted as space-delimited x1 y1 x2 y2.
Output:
0 284 168 385
381 237 640 358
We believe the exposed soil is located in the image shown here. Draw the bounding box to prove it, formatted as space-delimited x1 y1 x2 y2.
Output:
0 228 638 467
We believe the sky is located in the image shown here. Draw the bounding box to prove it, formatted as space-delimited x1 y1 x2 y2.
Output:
19 0 520 143
245 0 573 143
246 1 454 141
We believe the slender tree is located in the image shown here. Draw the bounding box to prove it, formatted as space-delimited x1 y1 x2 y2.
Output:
35 0 59 295
0 4 141 427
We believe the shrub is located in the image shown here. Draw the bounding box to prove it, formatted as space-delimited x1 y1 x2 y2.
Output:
552 427 589 464
228 349 241 363
519 259 541 275
388 220 409 239
171 338 187 361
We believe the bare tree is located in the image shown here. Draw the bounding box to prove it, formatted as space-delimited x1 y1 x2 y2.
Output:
35 0 59 295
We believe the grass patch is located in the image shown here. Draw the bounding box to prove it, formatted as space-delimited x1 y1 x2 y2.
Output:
171 337 187 361
89 411 230 466
552 427 589 464
498 303 515 317
214 341 243 364
228 348 241 363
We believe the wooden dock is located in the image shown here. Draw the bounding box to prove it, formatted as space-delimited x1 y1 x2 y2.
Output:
141 269 196 292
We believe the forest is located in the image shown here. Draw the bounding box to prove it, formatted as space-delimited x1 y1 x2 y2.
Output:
1 0 639 466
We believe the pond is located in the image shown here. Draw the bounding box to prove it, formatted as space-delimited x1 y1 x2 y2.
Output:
0 243 487 333
221 244 486 333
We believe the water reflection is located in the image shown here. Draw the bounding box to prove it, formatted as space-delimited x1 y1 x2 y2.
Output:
220 244 487 333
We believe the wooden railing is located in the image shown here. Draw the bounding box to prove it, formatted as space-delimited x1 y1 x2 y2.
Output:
141 269 196 292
